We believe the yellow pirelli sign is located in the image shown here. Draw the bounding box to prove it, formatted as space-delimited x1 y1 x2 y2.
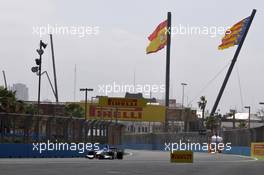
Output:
99 96 147 107
71 96 165 122
251 142 264 159
170 151 193 163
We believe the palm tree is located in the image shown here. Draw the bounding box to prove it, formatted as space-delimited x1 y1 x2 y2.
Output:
205 116 218 131
198 96 207 127
0 86 27 114
238 120 247 129
0 86 17 113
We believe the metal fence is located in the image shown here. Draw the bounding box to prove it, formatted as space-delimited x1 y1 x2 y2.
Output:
0 113 124 145
223 126 264 146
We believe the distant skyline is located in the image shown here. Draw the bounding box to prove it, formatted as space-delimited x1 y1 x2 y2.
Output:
10 83 29 101
1 0 264 114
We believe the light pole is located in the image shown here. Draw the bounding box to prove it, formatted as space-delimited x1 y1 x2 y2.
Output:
181 83 187 132
32 40 47 141
259 102 264 124
244 106 251 129
230 109 236 129
181 83 187 108
80 88 93 120
35 40 47 115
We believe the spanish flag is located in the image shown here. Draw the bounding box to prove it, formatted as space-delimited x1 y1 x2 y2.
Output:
146 20 168 54
218 17 250 50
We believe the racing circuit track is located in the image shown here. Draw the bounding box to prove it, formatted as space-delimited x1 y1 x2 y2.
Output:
0 150 263 175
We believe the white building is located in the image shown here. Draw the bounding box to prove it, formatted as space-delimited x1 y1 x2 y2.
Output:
11 83 29 101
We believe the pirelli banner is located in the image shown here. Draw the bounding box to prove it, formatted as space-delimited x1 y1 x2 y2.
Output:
81 97 165 122
251 142 264 159
170 151 193 163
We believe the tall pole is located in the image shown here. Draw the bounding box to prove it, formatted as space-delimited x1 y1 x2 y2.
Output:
36 40 43 141
74 64 77 101
181 83 187 108
85 90 88 120
80 88 93 120
210 9 256 116
248 106 251 129
259 102 264 124
50 34 59 103
37 41 43 115
244 106 251 129
165 12 171 131
2 71 7 89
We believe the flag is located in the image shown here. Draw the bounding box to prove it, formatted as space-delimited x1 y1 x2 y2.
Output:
218 17 250 50
146 20 168 54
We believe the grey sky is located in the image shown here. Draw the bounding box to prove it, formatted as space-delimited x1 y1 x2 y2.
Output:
0 0 263 114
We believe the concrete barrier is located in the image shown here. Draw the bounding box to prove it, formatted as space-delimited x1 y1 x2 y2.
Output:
0 143 98 158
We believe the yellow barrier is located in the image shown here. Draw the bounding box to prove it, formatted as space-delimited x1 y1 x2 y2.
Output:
251 142 264 159
170 151 193 163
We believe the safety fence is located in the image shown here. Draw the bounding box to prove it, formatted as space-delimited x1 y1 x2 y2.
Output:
0 113 124 145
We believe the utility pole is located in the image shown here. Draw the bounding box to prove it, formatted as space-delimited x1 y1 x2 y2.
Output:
74 64 77 101
36 40 47 115
35 40 47 141
244 106 251 129
2 71 7 89
50 34 59 103
80 88 93 120
165 12 171 132
181 83 187 108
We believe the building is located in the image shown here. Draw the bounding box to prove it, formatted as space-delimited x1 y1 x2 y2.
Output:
222 112 264 130
11 83 29 101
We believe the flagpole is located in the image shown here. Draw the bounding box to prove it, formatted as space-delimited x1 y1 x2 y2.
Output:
165 12 171 131
210 9 256 117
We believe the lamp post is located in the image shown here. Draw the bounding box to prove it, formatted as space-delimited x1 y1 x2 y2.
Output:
259 102 264 124
230 109 236 129
80 88 93 120
33 40 47 141
244 106 251 129
35 40 47 115
181 83 187 132
181 83 187 108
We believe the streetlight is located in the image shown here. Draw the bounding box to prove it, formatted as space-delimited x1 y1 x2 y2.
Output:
259 102 264 124
34 40 47 115
181 83 187 132
181 83 187 108
32 40 47 141
244 106 251 129
80 88 93 120
229 109 236 129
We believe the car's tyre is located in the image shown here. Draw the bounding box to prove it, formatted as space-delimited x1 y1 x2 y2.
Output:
117 152 123 159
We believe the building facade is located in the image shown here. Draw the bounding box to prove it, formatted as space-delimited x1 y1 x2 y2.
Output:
11 83 29 101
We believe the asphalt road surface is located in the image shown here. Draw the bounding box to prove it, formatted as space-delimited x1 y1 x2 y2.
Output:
0 150 263 175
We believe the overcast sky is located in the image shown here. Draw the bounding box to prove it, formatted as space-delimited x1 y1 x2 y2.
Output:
0 0 263 114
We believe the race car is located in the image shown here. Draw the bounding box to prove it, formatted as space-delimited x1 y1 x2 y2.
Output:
85 150 96 159
85 145 124 160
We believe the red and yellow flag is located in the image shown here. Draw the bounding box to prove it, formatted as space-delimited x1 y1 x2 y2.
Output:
218 17 250 50
146 20 168 54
